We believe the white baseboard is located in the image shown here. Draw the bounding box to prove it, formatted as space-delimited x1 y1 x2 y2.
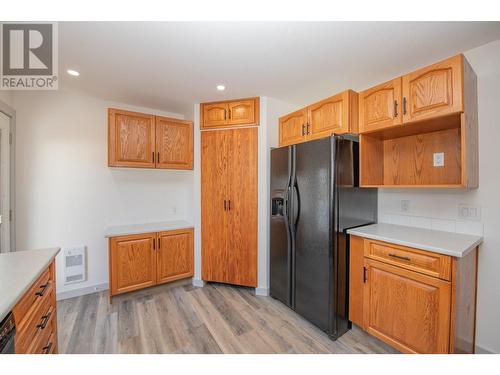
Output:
192 278 206 288
56 282 109 301
255 287 269 296
475 345 495 354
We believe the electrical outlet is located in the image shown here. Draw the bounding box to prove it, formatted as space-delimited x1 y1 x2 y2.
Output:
401 200 410 213
433 152 445 167
458 204 481 220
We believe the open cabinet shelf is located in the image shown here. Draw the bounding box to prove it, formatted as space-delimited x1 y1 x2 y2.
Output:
360 113 477 188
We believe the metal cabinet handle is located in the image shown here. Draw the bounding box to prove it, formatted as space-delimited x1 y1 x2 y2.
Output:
228 109 231 119
37 311 51 329
306 123 310 135
224 109 227 120
388 253 411 262
152 151 155 163
42 342 53 354
158 237 161 248
394 100 398 117
228 200 231 210
35 282 49 297
224 200 227 210
157 152 160 163
363 267 368 283
403 97 407 115
301 124 306 136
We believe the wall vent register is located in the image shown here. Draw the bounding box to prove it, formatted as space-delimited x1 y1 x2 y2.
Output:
63 247 87 285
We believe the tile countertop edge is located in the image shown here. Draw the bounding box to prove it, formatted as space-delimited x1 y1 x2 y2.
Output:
104 220 194 238
346 224 483 258
0 247 60 322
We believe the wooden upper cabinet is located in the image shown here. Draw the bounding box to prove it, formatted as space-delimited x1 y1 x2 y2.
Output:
363 258 451 354
202 102 228 128
108 109 156 167
108 109 193 170
201 97 259 129
157 228 194 285
308 90 358 140
228 99 257 125
359 78 402 133
278 90 359 147
359 54 478 189
155 116 193 169
279 108 308 146
110 233 157 296
402 54 463 123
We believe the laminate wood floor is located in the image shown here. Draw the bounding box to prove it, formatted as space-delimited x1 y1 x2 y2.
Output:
57 280 398 354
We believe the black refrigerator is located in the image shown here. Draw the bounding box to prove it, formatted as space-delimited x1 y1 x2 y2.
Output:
270 135 377 339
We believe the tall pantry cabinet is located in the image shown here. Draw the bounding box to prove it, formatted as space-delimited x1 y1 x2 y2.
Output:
200 98 259 287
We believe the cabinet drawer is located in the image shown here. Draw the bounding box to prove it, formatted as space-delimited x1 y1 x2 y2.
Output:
364 239 451 281
26 308 56 354
13 267 51 327
15 290 55 353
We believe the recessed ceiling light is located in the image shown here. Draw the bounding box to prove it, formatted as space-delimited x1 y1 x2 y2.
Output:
67 69 80 77
216 85 226 91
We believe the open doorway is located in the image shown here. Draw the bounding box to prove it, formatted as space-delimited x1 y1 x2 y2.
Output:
0 111 12 253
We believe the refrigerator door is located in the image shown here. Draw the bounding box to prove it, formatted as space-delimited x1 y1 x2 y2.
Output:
293 137 333 332
270 146 293 307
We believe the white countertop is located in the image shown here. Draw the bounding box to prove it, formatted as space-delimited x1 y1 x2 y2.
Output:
0 247 60 322
104 220 193 238
347 223 482 258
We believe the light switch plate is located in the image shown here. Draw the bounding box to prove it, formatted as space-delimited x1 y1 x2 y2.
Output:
433 152 445 167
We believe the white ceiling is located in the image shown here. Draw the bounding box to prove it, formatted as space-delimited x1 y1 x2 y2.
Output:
59 22 500 116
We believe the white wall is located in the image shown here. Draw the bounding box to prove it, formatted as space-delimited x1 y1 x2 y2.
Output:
11 89 194 298
192 103 202 285
378 39 500 354
0 91 13 107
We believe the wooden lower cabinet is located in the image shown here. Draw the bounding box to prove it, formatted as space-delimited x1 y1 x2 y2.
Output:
109 233 157 296
109 228 193 300
363 258 451 353
13 261 58 354
349 236 478 354
157 229 194 285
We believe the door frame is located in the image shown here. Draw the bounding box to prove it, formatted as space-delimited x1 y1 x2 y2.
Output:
0 98 15 253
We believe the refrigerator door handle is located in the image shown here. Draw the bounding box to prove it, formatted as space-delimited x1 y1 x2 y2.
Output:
291 183 300 229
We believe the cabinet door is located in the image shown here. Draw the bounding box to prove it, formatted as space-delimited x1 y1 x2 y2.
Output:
279 108 307 146
363 258 451 353
402 54 463 123
348 236 365 328
201 130 230 283
108 109 156 167
308 90 352 140
202 103 228 129
110 233 157 296
227 99 258 126
227 128 258 287
155 116 193 169
359 78 402 133
157 228 194 284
